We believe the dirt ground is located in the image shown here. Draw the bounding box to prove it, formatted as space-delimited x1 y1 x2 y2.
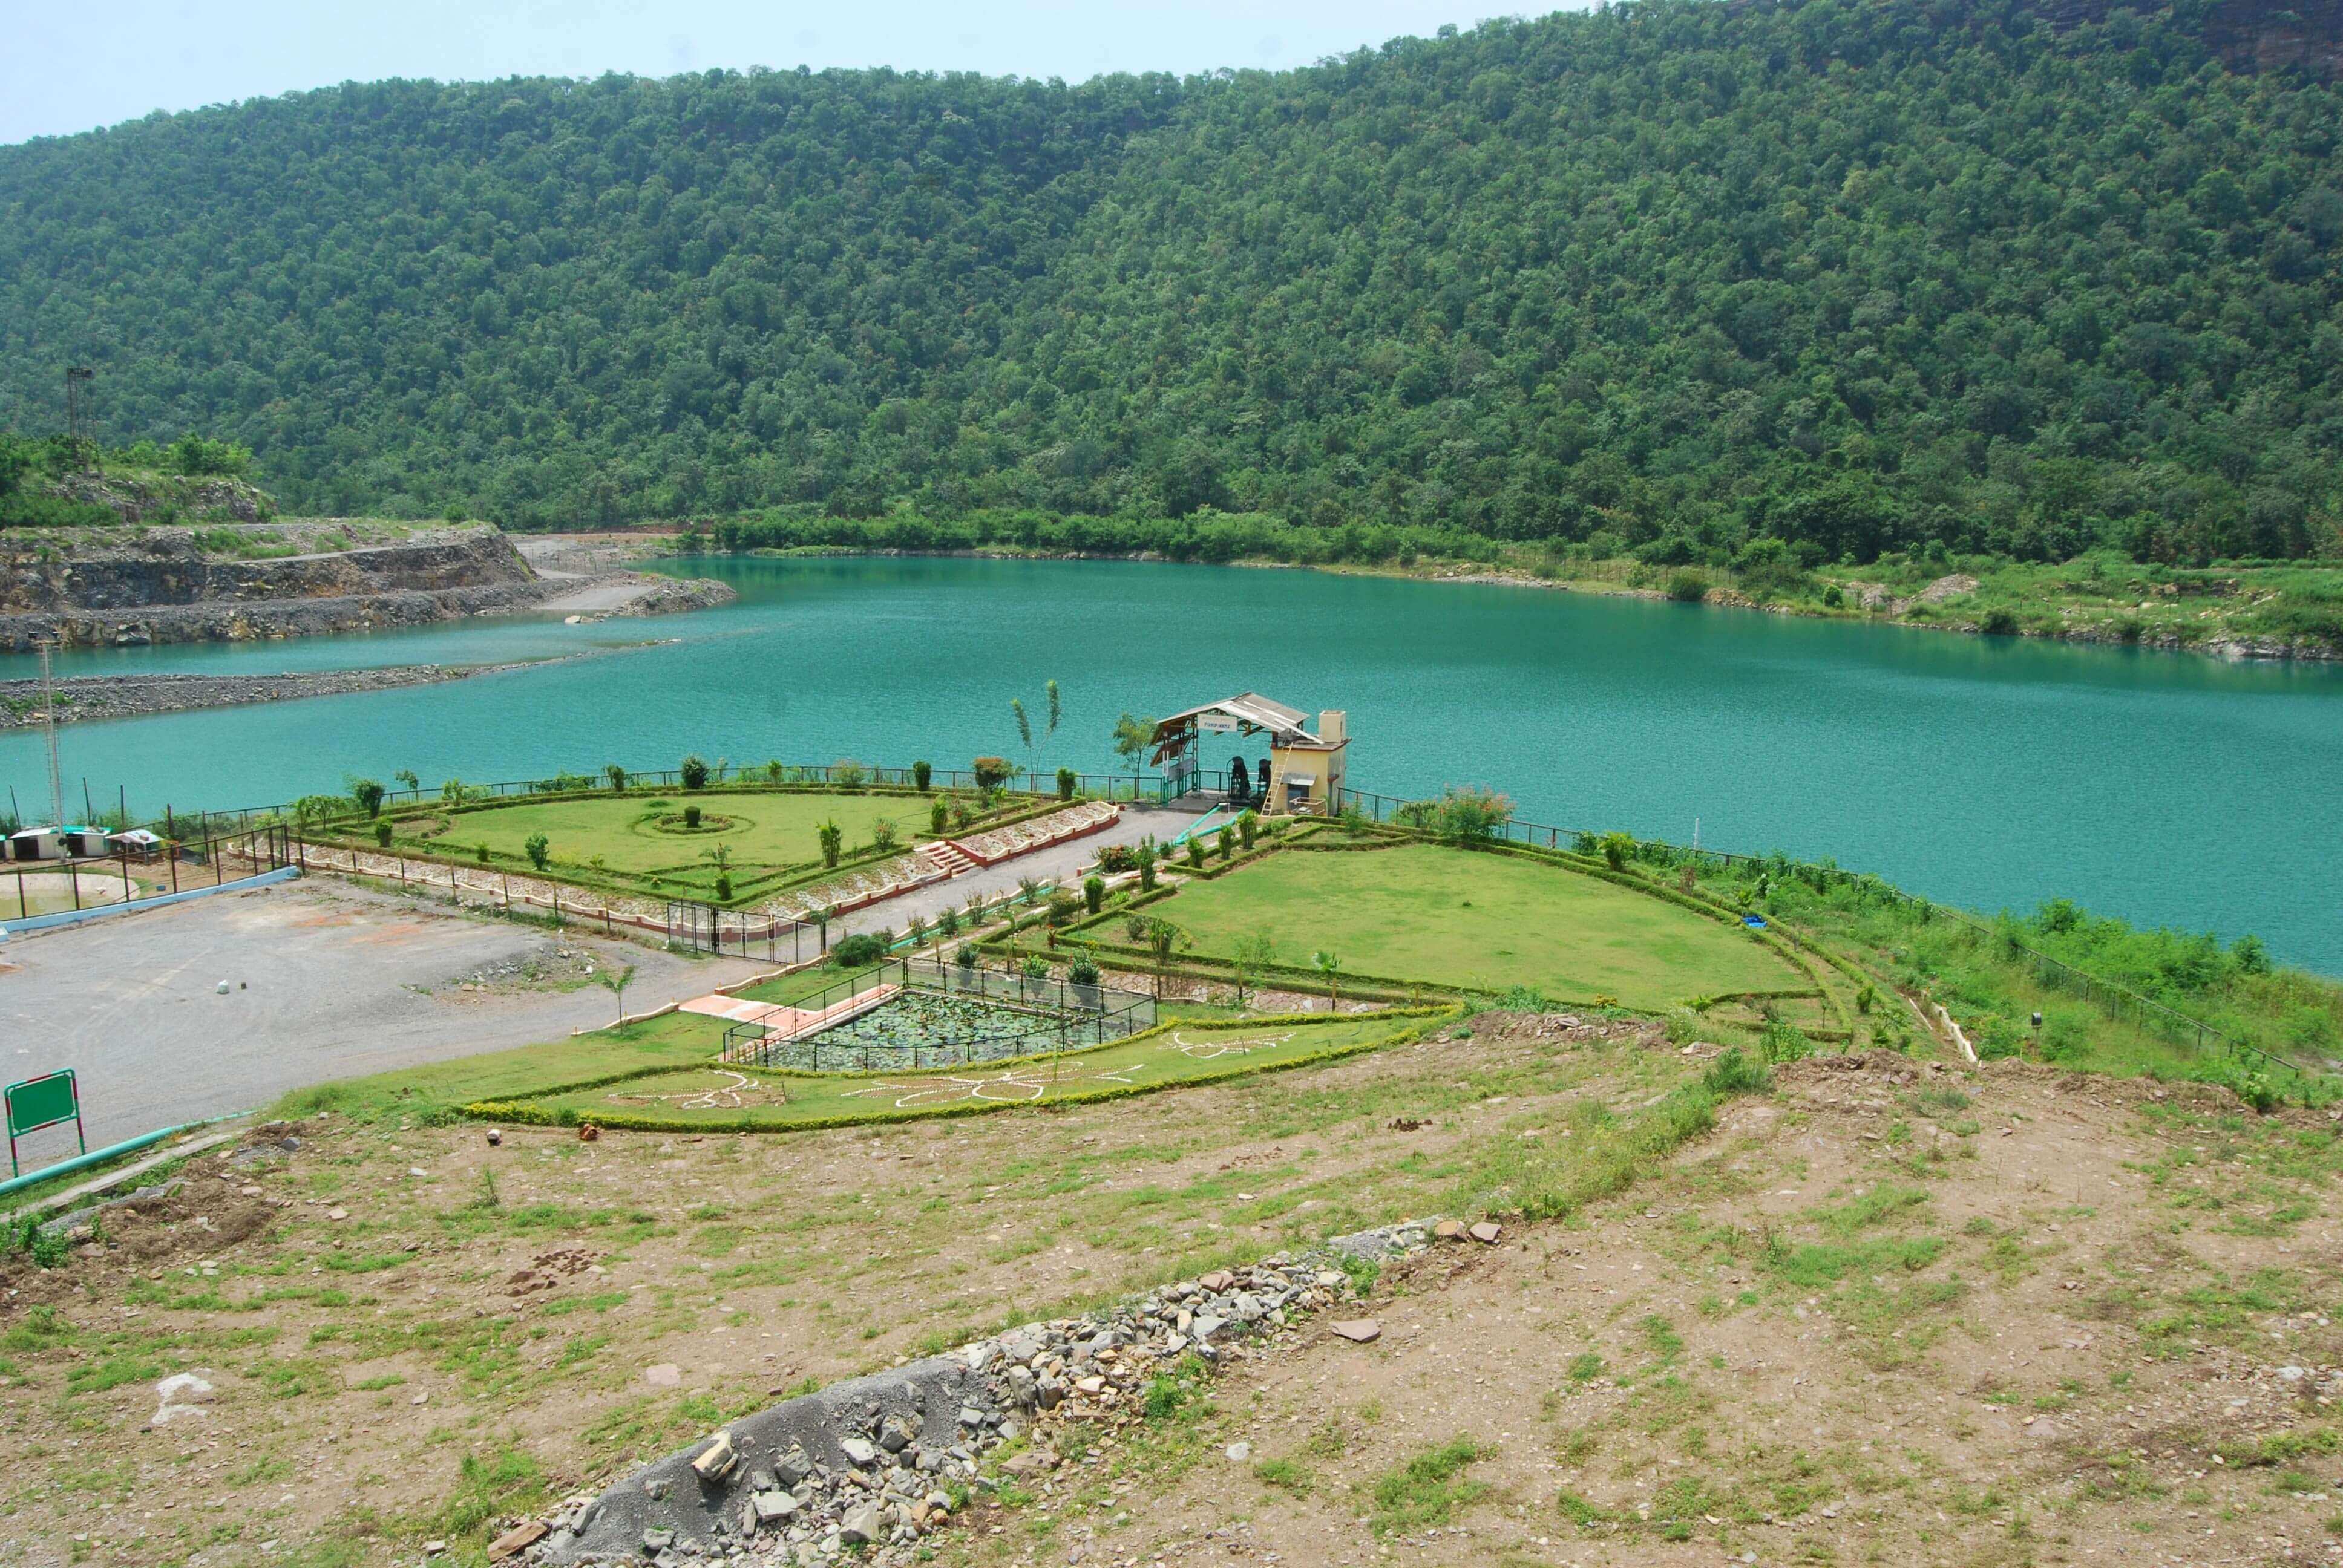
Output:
927 1047 2343 1568
5 1018 2342 1568
0 880 756 1148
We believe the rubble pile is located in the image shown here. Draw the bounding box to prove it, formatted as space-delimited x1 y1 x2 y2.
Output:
539 1221 1443 1566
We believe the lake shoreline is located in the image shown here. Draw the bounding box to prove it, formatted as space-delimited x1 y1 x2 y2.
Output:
681 542 2341 665
0 655 597 730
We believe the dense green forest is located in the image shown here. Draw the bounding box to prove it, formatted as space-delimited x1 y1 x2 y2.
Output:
1 0 2338 567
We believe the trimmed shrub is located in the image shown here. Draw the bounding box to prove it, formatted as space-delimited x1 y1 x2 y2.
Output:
913 759 932 792
830 932 890 967
679 754 710 790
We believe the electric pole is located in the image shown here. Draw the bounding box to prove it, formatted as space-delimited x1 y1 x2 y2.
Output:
36 639 64 828
64 367 95 471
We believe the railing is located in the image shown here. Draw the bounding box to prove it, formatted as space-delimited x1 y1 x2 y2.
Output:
1334 784 2307 1081
137 762 1169 842
721 955 1156 1073
80 764 2310 1083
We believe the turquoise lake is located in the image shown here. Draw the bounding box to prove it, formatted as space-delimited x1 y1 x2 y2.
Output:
4 554 2341 971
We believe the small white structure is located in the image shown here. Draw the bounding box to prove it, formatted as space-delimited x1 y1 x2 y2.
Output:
60 826 113 858
7 826 62 862
114 828 163 862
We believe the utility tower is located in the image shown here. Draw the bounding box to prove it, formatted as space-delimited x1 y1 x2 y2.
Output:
35 639 65 828
64 366 94 470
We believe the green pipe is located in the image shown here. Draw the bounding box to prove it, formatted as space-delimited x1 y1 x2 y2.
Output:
0 1110 249 1203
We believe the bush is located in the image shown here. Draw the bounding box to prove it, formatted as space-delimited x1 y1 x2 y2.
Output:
872 817 898 852
1099 843 1136 873
715 873 733 901
833 757 867 790
684 804 702 828
1758 1021 1812 1063
1237 809 1257 849
605 764 627 791
350 777 385 817
373 820 392 848
830 932 890 967
1431 785 1513 843
1217 825 1236 860
1597 831 1634 871
1057 766 1076 800
1083 875 1106 913
955 943 978 970
679 754 710 790
1045 890 1084 925
476 843 490 864
523 833 551 871
1981 607 2020 636
1666 570 1709 603
1069 956 1101 987
971 756 1013 790
913 759 932 792
1186 836 1206 868
1821 583 1845 608
931 799 949 835
1702 1048 1772 1095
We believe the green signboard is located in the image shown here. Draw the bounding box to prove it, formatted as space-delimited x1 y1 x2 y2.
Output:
5 1070 85 1177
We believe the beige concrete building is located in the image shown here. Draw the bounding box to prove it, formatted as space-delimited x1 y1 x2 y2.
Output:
1149 694 1349 816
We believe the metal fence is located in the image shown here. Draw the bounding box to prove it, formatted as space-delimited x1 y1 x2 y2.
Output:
146 761 1166 840
1332 784 2309 1081
721 955 1156 1073
3 825 293 920
86 764 2310 1083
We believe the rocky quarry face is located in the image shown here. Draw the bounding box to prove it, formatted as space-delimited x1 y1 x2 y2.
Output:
0 523 729 650
532 1221 1446 1567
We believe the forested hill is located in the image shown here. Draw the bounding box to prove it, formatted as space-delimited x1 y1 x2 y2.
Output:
2 0 2339 566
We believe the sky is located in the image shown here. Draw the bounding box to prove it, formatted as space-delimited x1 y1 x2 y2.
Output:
0 0 1530 146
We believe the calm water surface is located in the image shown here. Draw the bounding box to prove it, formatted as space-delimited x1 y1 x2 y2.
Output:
4 555 2339 970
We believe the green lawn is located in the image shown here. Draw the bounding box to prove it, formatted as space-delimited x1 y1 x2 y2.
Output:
276 1011 733 1122
404 789 935 877
1130 842 1804 1008
516 1011 1441 1129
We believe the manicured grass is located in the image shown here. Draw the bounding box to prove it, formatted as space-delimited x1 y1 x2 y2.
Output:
1133 842 1803 1008
404 789 934 877
502 1011 1440 1129
274 1011 733 1122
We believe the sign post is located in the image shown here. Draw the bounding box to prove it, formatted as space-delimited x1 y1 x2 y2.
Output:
5 1070 85 1178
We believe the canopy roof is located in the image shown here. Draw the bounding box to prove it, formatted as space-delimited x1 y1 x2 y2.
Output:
1151 693 1332 762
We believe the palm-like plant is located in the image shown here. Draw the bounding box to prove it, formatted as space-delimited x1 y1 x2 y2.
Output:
1311 950 1343 1009
594 962 636 1028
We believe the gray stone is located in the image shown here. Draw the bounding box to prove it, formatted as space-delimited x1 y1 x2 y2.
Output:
838 1437 879 1469
1192 1315 1227 1342
839 1504 888 1546
750 1492 798 1526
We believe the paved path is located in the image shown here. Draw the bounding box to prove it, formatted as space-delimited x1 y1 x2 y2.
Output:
0 881 758 1151
825 805 1184 942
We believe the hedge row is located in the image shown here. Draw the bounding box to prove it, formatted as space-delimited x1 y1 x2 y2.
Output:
460 1007 1466 1135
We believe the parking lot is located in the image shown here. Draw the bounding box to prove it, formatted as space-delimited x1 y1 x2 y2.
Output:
0 880 757 1152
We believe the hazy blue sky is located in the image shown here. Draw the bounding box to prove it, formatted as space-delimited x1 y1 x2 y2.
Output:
1 1 1533 146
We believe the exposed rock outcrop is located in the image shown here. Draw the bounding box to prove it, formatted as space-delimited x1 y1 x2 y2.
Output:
0 523 733 650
